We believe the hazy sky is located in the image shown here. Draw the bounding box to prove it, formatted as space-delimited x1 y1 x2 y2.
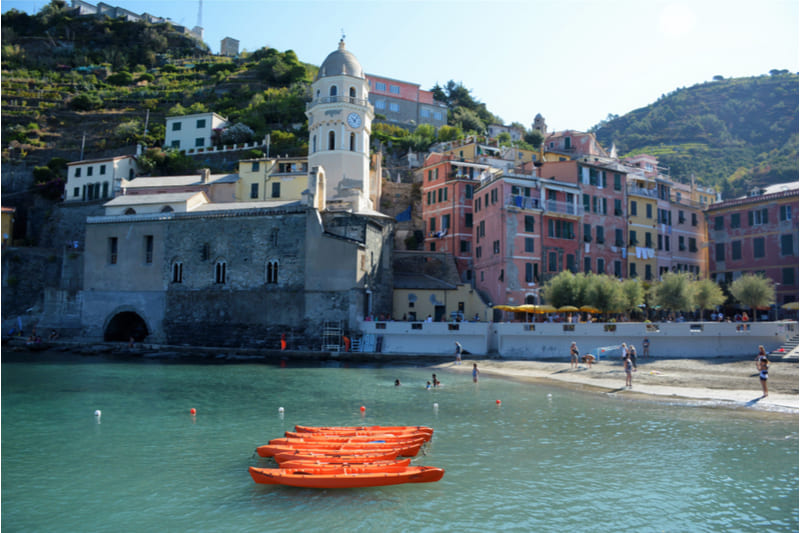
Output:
3 0 798 131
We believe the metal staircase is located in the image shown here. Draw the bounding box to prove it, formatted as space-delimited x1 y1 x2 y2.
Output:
321 321 343 352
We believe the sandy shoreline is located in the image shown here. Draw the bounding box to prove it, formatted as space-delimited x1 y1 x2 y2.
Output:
438 356 799 415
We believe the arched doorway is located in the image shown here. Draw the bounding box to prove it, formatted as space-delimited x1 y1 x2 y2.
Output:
104 311 149 342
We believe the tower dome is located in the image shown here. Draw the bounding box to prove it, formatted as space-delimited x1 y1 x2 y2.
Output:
316 39 364 80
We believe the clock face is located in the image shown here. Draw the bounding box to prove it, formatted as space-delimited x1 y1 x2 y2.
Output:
347 112 362 128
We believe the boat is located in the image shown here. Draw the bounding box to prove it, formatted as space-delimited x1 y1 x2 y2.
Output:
248 465 445 488
256 440 424 458
295 425 433 439
284 430 431 442
269 435 426 446
273 450 401 464
276 458 412 470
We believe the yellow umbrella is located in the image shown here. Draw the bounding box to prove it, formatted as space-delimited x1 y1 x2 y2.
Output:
580 305 600 313
781 301 799 310
516 304 537 313
558 305 580 312
537 304 557 313
493 305 515 311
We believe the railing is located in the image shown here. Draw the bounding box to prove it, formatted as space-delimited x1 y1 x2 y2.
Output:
544 200 583 216
306 96 372 109
627 186 658 198
506 195 540 210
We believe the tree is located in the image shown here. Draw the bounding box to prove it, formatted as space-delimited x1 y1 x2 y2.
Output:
692 279 726 320
437 125 462 142
729 273 774 321
524 129 544 149
585 274 625 319
220 123 254 145
620 279 645 317
542 271 578 308
653 272 694 316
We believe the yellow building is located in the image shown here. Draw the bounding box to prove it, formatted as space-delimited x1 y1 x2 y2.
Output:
236 157 310 202
626 173 658 281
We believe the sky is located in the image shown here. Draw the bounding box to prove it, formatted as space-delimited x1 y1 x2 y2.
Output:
2 0 798 132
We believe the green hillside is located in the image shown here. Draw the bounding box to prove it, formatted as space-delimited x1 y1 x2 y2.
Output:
591 72 799 197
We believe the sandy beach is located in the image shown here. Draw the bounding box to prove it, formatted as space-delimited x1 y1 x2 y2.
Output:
442 355 799 414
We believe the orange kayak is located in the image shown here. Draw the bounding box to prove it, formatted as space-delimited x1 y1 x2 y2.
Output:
284 430 431 442
269 435 425 446
273 450 400 464
248 465 445 488
277 458 412 470
295 425 433 439
256 440 424 458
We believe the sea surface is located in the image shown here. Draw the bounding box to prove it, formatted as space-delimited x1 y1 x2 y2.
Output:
2 352 798 533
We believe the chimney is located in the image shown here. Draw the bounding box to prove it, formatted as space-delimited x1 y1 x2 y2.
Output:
200 168 211 183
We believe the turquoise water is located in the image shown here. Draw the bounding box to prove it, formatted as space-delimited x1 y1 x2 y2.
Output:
2 352 797 533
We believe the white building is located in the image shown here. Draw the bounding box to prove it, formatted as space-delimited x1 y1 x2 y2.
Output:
64 155 138 202
164 112 228 151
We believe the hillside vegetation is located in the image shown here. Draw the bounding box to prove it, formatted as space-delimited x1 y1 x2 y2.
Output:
591 72 798 197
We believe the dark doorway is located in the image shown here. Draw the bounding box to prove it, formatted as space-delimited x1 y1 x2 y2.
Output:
104 311 148 342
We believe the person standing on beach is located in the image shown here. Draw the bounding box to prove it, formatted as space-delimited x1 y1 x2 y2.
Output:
454 341 463 365
757 354 769 397
755 345 768 368
629 345 638 371
623 353 633 388
642 337 650 358
472 363 479 382
570 342 579 369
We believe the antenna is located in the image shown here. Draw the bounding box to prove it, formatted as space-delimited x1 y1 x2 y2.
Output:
341 28 345 41
197 0 203 29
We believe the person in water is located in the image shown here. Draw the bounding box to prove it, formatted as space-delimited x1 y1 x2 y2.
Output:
394 379 401 386
472 363 479 382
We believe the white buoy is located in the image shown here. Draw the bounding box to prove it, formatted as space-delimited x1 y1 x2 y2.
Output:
94 410 101 417
278 407 284 413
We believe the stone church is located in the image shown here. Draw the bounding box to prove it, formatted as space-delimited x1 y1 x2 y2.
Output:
79 40 394 348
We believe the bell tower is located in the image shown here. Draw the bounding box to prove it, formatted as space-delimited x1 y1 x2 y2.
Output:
307 39 374 212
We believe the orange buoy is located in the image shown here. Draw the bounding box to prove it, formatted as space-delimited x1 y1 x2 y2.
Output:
496 399 501 405
190 408 197 415
360 406 366 412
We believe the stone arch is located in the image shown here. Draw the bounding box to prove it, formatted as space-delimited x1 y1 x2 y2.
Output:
104 307 150 342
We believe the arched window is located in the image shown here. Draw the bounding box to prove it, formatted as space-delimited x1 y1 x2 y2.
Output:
266 260 279 284
349 86 356 102
312 134 317 153
215 260 227 284
124 208 136 215
329 85 337 97
350 132 356 152
328 131 335 150
172 261 183 283
161 205 174 213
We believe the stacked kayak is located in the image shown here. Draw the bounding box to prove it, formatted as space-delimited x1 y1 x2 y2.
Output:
250 425 443 488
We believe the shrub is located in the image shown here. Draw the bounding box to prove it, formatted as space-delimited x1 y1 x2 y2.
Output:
70 92 102 110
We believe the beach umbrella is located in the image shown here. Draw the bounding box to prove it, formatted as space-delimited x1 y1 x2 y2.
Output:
516 304 537 313
580 305 600 313
537 304 557 314
558 305 580 312
781 301 799 310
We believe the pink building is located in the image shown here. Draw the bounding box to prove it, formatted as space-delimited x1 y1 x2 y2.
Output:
365 74 447 128
706 182 799 308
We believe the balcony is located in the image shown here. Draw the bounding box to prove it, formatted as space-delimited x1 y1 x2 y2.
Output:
544 200 583 217
306 95 373 109
506 195 540 211
627 186 658 199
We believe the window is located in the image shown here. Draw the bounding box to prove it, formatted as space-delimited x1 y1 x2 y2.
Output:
196 119 206 128
732 240 742 260
665 236 670 251
584 223 592 242
250 183 259 199
329 85 338 97
629 230 638 246
434 112 442 120
350 132 356 151
781 234 794 255
109 237 118 265
442 214 451 230
87 167 93 177
629 263 637 278
583 194 590 212
375 82 386 91
614 199 622 216
73 187 79 198
645 264 652 281
389 84 400 94
476 246 482 258
389 102 399 112
753 237 765 258
172 122 182 131
251 162 260 172
646 203 653 219
195 138 205 147
614 260 622 278
715 243 725 261
215 261 227 284
749 208 769 226
375 100 385 110
465 213 473 228
349 87 356 99
596 226 604 244
266 260 279 284
524 216 535 232
615 228 624 246
493 240 500 254
172 261 183 283
144 235 153 264
525 263 534 282
328 131 335 150
692 213 698 226
271 182 280 198
597 258 605 274
630 201 638 216
584 256 591 273
465 184 473 199
102 182 108 198
75 167 81 177
171 140 180 149
645 232 652 248
780 204 792 221
99 164 106 175
678 236 686 251
525 237 534 253
460 240 470 253
730 213 740 228
782 267 795 285
689 238 697 252
714 216 724 230
549 251 557 271
614 173 622 191
421 108 430 118
678 210 685 224
430 218 436 233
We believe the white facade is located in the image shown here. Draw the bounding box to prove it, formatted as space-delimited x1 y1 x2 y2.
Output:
65 155 138 202
164 112 227 151
306 39 374 212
